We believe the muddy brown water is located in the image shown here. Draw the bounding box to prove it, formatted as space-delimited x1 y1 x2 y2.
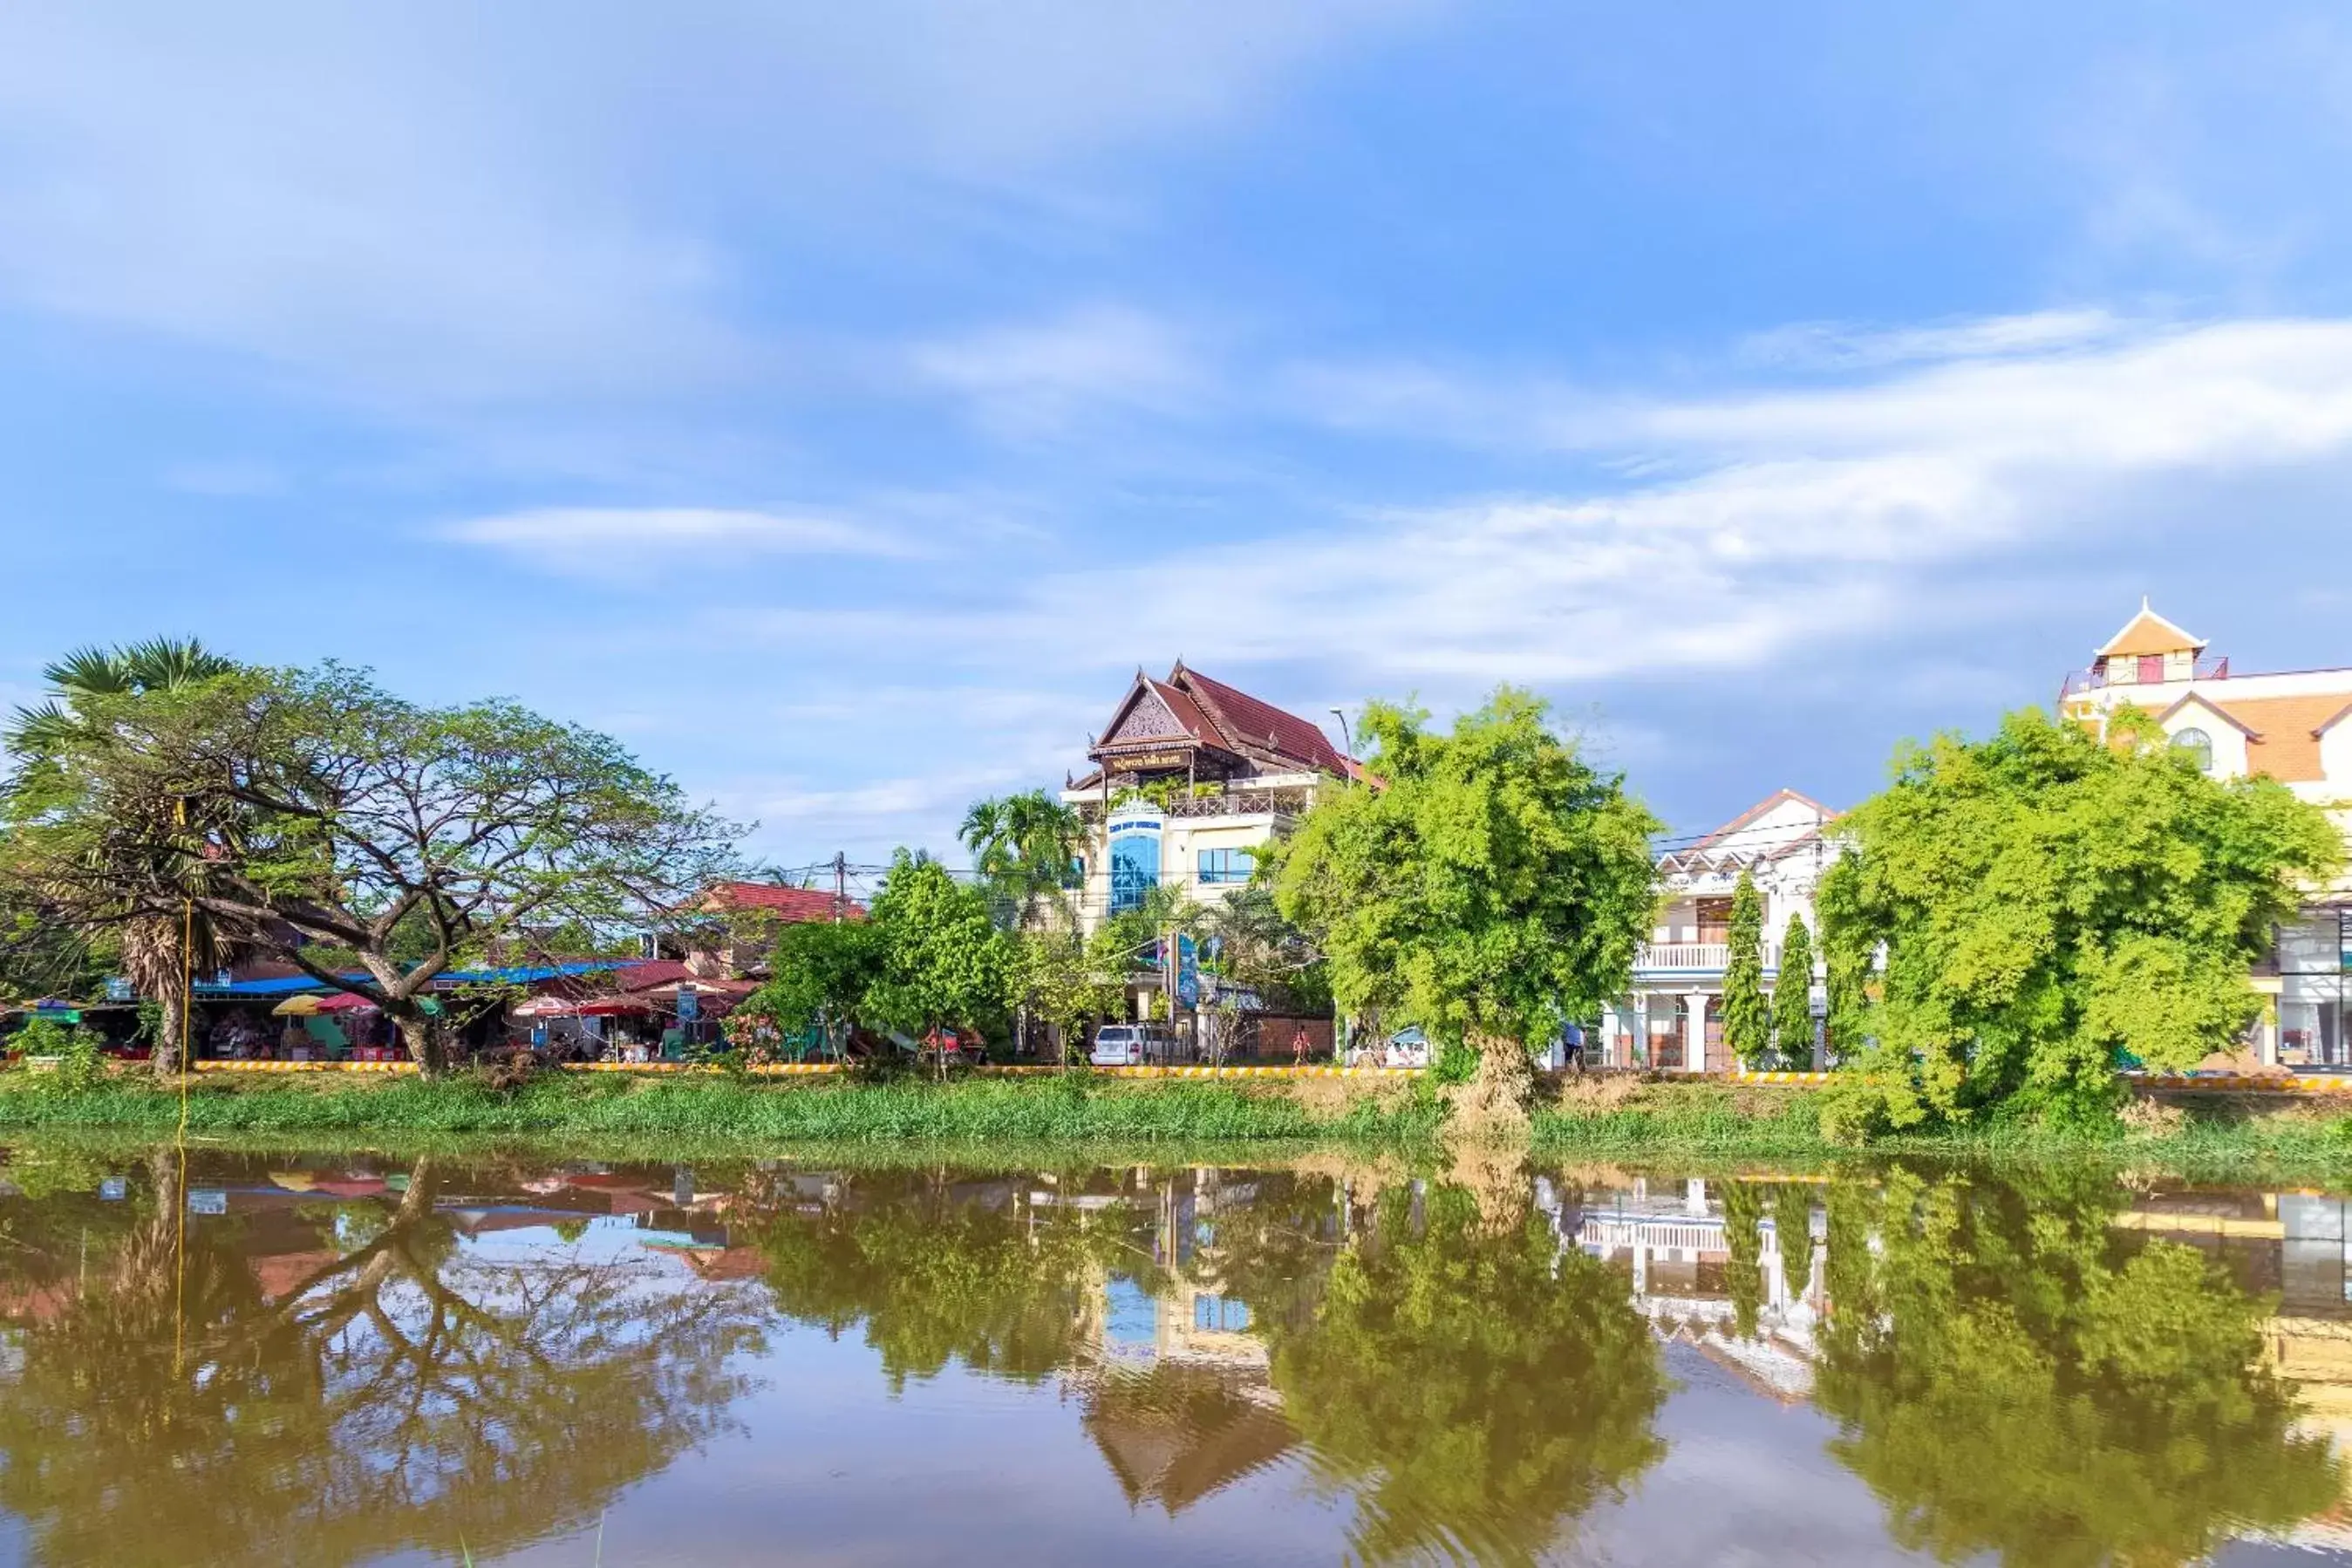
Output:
0 1144 2348 1566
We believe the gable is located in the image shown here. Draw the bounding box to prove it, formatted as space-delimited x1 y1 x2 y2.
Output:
2096 602 2205 659
1109 687 1183 744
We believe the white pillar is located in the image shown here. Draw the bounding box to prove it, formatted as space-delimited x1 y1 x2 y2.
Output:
1686 991 1712 1073
1631 993 1650 1069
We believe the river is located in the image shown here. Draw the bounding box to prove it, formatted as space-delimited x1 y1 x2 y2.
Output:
0 1143 2346 1566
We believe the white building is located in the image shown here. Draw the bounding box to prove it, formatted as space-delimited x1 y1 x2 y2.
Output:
1060 663 1357 935
1599 789 1842 1072
2061 601 2352 1067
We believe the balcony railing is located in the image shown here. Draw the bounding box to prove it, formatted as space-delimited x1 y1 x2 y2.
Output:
1077 785 1314 823
2059 656 2230 699
1634 941 1780 974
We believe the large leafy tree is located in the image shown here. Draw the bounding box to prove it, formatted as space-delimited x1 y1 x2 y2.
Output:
958 789 1084 924
862 851 1012 1052
1006 926 1128 1063
1270 687 1659 1115
1816 1167 2341 1566
3 637 243 1070
1815 855 1872 1063
1822 707 2338 1132
1771 910 1817 1069
733 919 889 1058
3 663 742 1069
1721 870 1769 1070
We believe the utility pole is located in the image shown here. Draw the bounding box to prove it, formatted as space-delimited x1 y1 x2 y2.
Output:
832 851 848 922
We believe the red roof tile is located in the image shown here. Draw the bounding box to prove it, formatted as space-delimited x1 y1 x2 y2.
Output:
705 882 864 922
1174 666 1353 775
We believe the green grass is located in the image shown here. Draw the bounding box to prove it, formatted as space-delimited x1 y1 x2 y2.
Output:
0 1068 1447 1146
8 1071 2352 1183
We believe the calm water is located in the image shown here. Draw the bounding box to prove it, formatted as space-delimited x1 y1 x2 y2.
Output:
1 1147 2349 1567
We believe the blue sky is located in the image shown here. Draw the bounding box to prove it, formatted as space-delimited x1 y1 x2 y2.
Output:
9 2 2352 863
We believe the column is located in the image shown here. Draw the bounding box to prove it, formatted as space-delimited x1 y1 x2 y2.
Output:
1631 993 1650 1069
1686 991 1712 1074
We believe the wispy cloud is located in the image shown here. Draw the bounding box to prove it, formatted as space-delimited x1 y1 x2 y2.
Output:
739 316 2352 698
910 304 1212 437
439 507 916 580
1735 310 2125 371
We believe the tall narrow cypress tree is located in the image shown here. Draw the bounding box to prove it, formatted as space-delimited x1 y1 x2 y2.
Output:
1721 870 1769 1070
1772 912 1817 1069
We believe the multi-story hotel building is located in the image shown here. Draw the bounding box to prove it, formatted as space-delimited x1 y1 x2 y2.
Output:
1060 663 1359 933
2061 601 2352 1067
1599 789 1842 1072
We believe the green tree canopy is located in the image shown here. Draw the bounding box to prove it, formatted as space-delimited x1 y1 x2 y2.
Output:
862 850 1012 1046
1721 870 1769 1069
958 789 1084 924
1269 687 1659 1070
733 917 889 1056
1772 910 1817 1070
2 663 743 1068
1815 1167 2341 1566
1822 708 2338 1131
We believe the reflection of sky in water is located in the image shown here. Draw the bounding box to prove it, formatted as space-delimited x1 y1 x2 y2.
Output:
1102 1275 1158 1349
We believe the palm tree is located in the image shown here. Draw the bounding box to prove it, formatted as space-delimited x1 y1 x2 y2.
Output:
7 637 241 1074
959 790 1085 927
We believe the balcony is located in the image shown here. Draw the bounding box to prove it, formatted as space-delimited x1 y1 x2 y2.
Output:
1633 941 1779 976
1075 784 1315 823
2059 655 2230 699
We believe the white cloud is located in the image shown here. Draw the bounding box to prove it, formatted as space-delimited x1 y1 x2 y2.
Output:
743 315 2352 698
0 4 1439 406
1735 310 2125 370
910 305 1212 436
440 507 913 580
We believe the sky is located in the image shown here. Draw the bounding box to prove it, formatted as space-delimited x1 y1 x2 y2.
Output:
9 2 2352 865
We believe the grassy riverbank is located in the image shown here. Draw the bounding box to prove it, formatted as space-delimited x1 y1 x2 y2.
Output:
4 1070 2352 1180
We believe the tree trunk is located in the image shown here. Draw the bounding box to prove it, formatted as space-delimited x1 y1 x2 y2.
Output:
392 1009 441 1073
1445 1033 1536 1142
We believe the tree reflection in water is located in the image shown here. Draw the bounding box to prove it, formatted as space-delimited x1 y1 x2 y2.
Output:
1815 1165 2343 1568
1263 1181 1668 1567
0 1154 764 1568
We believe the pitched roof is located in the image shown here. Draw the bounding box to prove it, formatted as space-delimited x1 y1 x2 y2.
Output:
705 882 863 922
2097 598 2206 658
2202 693 2352 783
1695 788 1839 849
2154 692 2258 736
1088 665 1356 778
1172 665 1353 775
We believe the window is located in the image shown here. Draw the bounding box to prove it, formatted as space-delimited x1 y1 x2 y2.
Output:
2171 726 2213 774
1196 848 1255 884
2138 654 2166 684
1109 829 1161 914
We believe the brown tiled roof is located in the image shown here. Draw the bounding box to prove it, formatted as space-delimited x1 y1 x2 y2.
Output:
705 882 863 922
2097 602 2205 658
1175 665 1353 775
2205 693 2352 783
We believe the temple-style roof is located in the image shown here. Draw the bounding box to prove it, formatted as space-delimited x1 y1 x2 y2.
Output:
2096 597 2206 659
1088 664 1354 779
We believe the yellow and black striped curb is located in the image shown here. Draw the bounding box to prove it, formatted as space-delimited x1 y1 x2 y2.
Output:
194 1060 419 1074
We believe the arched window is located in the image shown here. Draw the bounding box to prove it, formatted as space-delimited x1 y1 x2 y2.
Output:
2171 726 2213 774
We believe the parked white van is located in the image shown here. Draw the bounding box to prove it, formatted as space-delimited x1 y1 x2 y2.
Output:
1090 1023 1180 1067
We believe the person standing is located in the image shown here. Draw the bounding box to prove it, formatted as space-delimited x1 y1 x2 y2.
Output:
1291 1025 1311 1067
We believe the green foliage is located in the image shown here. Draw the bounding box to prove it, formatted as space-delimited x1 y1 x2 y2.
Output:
1816 855 1872 1062
1008 926 1126 1062
958 789 1085 920
735 920 888 1046
755 1172 1141 1388
1270 687 1659 1059
1721 872 1769 1069
1772 912 1816 1069
863 852 1012 1041
1815 1167 2342 1566
1264 1183 1667 1564
1720 1178 1765 1338
3 661 742 1068
1773 1183 1816 1301
1821 708 2339 1135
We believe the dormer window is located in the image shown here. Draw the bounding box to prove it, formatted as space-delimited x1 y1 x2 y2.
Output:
2171 726 2213 774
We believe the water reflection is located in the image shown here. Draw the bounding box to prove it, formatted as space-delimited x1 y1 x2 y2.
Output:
0 1147 2347 1565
